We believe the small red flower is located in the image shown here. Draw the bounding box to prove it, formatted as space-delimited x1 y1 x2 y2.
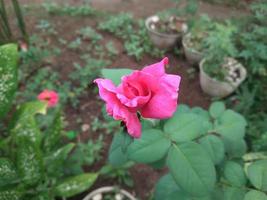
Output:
38 90 59 107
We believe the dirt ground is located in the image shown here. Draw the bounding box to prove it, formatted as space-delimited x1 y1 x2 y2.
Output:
16 0 249 199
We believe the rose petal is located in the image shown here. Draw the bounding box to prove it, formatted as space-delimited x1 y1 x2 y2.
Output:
94 78 141 138
140 74 181 119
142 57 168 78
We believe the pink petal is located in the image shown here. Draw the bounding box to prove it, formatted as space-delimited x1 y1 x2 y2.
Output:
94 78 141 138
38 89 59 107
142 57 168 78
140 74 181 119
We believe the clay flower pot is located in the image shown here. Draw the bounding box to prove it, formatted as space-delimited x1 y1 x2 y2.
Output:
82 186 137 200
199 58 247 98
182 33 204 65
145 15 187 49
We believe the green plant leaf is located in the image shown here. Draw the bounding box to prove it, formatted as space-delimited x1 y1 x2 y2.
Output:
215 110 247 141
223 187 245 200
0 43 18 118
167 142 216 197
199 135 225 165
108 132 128 166
16 140 43 186
0 189 21 200
101 68 133 85
209 101 225 119
164 113 205 142
10 101 47 147
154 174 189 200
55 173 98 198
244 190 267 200
224 138 247 158
44 143 75 176
247 159 267 191
0 158 17 187
43 110 64 152
223 161 246 187
127 129 171 163
149 156 166 169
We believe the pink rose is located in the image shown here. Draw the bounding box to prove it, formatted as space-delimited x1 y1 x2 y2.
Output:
38 89 59 107
94 57 181 138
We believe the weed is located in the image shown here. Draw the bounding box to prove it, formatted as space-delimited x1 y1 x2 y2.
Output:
77 26 102 42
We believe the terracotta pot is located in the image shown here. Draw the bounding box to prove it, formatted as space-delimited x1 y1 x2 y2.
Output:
82 186 137 200
145 15 187 49
182 33 204 65
199 58 247 98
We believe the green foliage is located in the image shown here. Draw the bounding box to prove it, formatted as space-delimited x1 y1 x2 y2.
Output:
203 21 238 81
0 44 18 119
167 142 216 197
244 190 267 200
0 44 97 199
54 173 98 198
65 136 104 174
99 14 164 60
185 15 214 52
100 163 134 187
169 0 198 17
247 160 267 191
43 2 96 16
228 2 267 152
106 98 266 199
127 129 171 163
77 26 102 42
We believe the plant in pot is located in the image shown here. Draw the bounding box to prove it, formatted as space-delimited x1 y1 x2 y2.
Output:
145 0 198 49
199 21 247 98
182 15 214 65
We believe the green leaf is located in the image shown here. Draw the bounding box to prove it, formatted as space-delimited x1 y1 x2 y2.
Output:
0 158 17 187
244 190 267 200
149 156 166 169
16 141 43 186
224 139 247 158
101 68 133 85
0 189 21 200
43 110 63 152
223 187 245 200
0 44 18 119
192 107 210 120
167 142 216 197
164 113 205 142
172 104 191 118
127 129 171 163
55 173 98 198
10 101 47 147
224 161 246 187
247 159 267 191
154 174 189 200
215 110 247 141
199 135 225 165
44 143 75 176
209 101 225 119
108 132 128 166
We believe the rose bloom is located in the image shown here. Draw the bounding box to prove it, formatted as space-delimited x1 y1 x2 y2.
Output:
38 90 59 107
94 57 181 138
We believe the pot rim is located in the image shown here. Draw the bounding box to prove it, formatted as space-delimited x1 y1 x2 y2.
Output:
82 186 137 200
145 15 186 38
182 33 204 56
